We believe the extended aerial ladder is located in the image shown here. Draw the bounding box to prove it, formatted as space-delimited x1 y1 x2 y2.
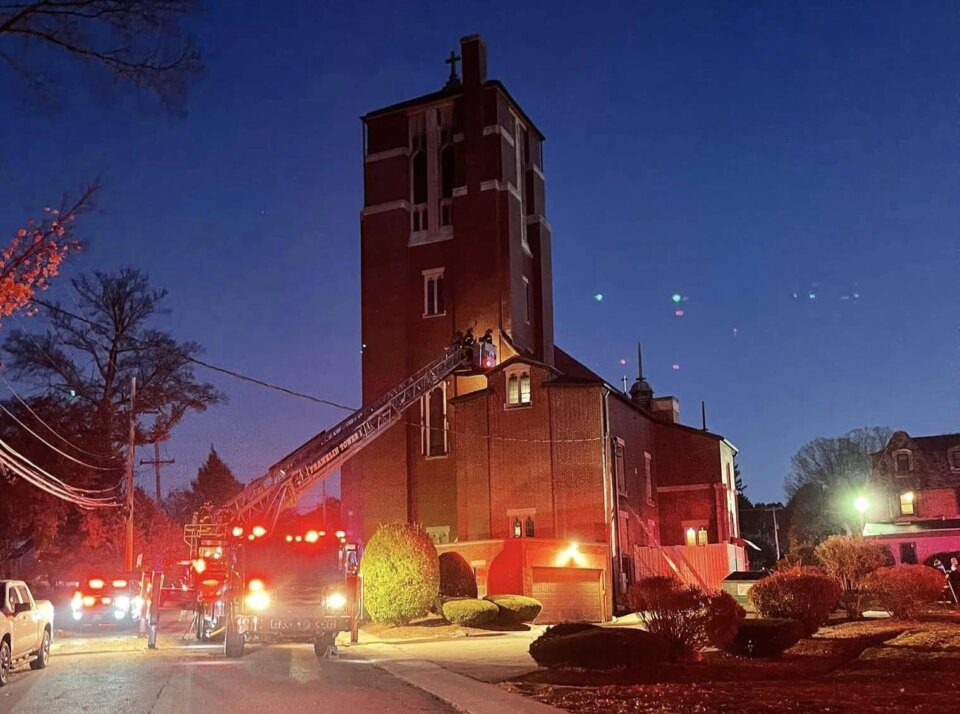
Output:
217 336 496 528
145 335 496 654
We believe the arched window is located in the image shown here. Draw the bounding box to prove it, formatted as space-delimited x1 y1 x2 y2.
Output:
894 450 912 475
506 369 532 406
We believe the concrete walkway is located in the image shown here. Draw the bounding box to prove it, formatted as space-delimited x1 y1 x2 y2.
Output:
346 630 559 713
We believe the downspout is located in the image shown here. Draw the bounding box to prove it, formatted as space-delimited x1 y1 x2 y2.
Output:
601 387 619 617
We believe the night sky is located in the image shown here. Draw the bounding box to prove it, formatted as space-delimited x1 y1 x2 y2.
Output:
2 1 957 504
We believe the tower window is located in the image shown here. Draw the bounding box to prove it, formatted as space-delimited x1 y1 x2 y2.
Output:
410 113 428 233
644 452 653 504
612 437 626 495
506 370 531 406
423 269 444 317
421 383 447 457
522 276 532 324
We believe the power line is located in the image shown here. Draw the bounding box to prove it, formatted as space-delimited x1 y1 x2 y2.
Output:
31 299 356 412
0 439 119 507
0 394 122 472
0 376 117 461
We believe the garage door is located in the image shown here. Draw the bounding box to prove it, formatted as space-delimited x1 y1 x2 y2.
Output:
531 567 602 623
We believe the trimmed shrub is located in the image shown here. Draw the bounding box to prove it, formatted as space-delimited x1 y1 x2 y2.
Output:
485 594 543 624
538 622 600 640
530 625 666 668
438 552 478 599
865 564 945 619
722 618 804 658
359 522 439 625
748 567 841 636
814 535 890 618
627 576 745 661
441 598 499 627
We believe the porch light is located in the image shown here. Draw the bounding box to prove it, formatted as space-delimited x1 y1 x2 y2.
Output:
853 496 869 514
556 541 585 567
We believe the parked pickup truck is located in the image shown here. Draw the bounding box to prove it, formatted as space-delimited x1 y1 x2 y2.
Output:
1 580 54 686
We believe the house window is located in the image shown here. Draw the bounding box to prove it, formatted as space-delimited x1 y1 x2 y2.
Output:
426 526 450 545
644 452 654 504
899 542 918 565
421 383 447 457
683 522 709 546
612 437 626 495
506 369 531 406
423 269 444 317
895 450 912 474
899 491 915 516
950 449 960 470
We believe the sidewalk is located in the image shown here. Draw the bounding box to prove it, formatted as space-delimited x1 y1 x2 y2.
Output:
346 630 559 713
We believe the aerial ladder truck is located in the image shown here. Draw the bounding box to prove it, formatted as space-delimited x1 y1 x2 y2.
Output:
145 336 496 657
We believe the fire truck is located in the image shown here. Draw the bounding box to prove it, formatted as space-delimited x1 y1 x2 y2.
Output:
147 337 496 658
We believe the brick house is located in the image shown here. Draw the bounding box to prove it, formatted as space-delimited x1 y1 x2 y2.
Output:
863 430 960 565
341 35 744 621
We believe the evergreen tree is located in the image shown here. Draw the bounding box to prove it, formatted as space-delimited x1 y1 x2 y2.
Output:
190 446 242 508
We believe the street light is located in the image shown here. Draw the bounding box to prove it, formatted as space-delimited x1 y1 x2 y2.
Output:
854 495 869 535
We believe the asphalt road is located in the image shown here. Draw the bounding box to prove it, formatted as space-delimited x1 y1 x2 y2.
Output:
0 626 453 714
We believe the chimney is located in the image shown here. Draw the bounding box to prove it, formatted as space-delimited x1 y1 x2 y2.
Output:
650 396 680 425
460 34 487 87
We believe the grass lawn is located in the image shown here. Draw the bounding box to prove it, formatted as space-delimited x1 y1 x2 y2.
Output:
503 615 960 713
360 615 534 643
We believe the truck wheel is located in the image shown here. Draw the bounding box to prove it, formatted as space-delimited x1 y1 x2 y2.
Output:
195 605 206 640
0 639 11 686
313 634 336 659
224 624 245 658
30 630 51 670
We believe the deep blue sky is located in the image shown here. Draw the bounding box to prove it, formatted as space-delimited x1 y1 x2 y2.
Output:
2 1 957 503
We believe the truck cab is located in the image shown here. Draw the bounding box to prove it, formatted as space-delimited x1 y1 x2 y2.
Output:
1 580 54 686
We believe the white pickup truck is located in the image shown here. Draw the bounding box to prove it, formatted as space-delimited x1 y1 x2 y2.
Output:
1 580 54 686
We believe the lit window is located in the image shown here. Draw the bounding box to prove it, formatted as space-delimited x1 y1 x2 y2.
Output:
685 527 697 546
899 491 915 516
421 384 447 457
423 269 444 317
426 526 450 545
684 523 708 546
697 527 709 546
506 370 531 406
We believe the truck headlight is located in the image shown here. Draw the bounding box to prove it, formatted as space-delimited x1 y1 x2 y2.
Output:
325 592 347 610
114 595 131 612
245 591 271 611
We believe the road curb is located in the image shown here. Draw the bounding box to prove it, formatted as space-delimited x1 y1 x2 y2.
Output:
351 642 560 713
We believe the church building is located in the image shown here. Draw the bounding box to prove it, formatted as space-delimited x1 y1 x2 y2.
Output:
342 35 745 622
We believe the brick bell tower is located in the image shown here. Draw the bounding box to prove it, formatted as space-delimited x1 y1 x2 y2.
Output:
342 35 554 541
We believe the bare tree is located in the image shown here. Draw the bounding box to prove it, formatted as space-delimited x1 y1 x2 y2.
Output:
784 426 893 500
0 0 202 112
3 268 224 451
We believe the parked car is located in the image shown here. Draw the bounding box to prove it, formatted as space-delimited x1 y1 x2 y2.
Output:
1 580 54 686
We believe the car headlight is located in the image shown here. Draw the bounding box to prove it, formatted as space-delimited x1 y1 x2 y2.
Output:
114 595 131 612
325 592 347 610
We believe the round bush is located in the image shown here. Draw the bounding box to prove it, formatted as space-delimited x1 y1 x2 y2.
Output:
359 522 439 625
626 577 744 661
441 598 499 627
530 626 666 668
485 594 542 623
748 567 841 636
865 564 945 619
438 551 478 599
722 618 804 658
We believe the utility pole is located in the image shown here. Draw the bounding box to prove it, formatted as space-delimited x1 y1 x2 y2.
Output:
141 440 174 508
770 506 781 562
124 376 137 572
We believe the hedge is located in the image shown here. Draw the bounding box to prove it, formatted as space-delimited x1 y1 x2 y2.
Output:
722 618 804 658
748 567 841 636
485 595 542 623
865 564 945 619
529 625 666 668
359 522 439 625
441 598 499 627
439 552 478 599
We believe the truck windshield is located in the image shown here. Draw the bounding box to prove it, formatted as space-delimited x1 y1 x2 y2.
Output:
244 535 341 588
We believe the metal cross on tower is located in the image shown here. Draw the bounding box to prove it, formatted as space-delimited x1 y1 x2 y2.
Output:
443 50 461 89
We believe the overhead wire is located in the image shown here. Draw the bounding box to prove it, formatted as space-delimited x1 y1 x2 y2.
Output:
31 299 356 412
0 439 119 507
